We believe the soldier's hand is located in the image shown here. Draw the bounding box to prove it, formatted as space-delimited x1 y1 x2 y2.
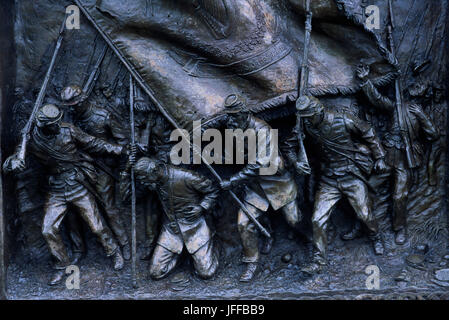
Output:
356 64 370 80
409 104 422 116
220 179 233 191
4 154 26 174
295 161 311 176
374 158 388 174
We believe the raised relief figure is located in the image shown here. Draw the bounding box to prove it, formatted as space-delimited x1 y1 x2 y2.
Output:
295 96 387 275
60 85 131 260
357 66 439 244
131 157 219 280
218 95 302 282
3 104 126 285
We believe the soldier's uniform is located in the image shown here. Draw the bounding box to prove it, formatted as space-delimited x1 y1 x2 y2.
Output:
3 105 124 276
361 80 439 240
216 94 301 282
133 102 172 256
134 158 219 279
296 96 386 271
61 86 130 252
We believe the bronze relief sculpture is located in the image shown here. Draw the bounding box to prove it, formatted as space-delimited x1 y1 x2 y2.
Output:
0 0 448 300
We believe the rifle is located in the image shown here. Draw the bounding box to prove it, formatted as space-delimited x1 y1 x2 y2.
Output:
129 75 138 288
17 15 67 161
387 0 417 169
75 0 271 239
294 0 312 175
80 45 108 103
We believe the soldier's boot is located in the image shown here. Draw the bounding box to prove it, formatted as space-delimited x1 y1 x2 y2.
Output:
370 233 385 256
395 229 407 245
141 238 156 261
113 250 125 270
239 262 258 283
261 236 274 255
341 221 363 241
121 243 131 261
301 253 326 275
48 270 66 286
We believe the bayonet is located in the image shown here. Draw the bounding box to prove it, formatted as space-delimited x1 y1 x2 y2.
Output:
17 14 67 161
295 0 312 175
387 0 418 169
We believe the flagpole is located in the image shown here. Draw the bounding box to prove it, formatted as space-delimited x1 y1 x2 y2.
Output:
129 75 137 288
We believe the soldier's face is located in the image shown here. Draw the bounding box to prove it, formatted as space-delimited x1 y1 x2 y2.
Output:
409 83 426 98
434 90 444 103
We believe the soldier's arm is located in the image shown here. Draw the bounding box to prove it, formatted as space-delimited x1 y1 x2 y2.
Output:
345 114 386 160
360 79 395 112
409 104 440 142
106 113 129 146
281 129 299 166
189 173 219 211
71 124 124 156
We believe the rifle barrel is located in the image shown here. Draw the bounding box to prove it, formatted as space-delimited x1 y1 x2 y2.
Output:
129 75 137 288
18 15 66 160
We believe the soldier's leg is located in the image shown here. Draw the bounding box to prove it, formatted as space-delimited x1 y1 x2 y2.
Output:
42 193 71 270
280 198 301 229
96 174 129 247
191 239 219 279
343 177 384 255
237 203 263 282
392 163 409 232
343 177 378 234
392 158 410 245
72 192 123 269
310 180 341 264
66 213 86 263
237 203 262 264
149 244 179 280
142 193 160 260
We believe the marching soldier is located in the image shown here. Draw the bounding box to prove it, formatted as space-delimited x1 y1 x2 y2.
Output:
127 96 172 260
60 85 131 259
131 157 219 280
357 66 439 244
218 95 302 282
293 96 387 275
3 105 126 285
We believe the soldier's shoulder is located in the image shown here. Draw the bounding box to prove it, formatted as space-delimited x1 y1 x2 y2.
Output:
91 106 111 119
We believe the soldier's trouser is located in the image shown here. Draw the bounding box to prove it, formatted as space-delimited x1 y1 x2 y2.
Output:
149 240 218 279
238 198 300 263
96 174 129 246
144 192 160 247
391 159 410 232
42 190 118 269
312 175 378 263
66 213 85 254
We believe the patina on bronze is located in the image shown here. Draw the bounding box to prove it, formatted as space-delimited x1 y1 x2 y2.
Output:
0 0 448 300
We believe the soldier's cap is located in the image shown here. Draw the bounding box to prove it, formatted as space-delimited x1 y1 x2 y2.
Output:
36 104 63 127
222 94 249 114
135 157 160 178
60 85 83 105
296 96 324 117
